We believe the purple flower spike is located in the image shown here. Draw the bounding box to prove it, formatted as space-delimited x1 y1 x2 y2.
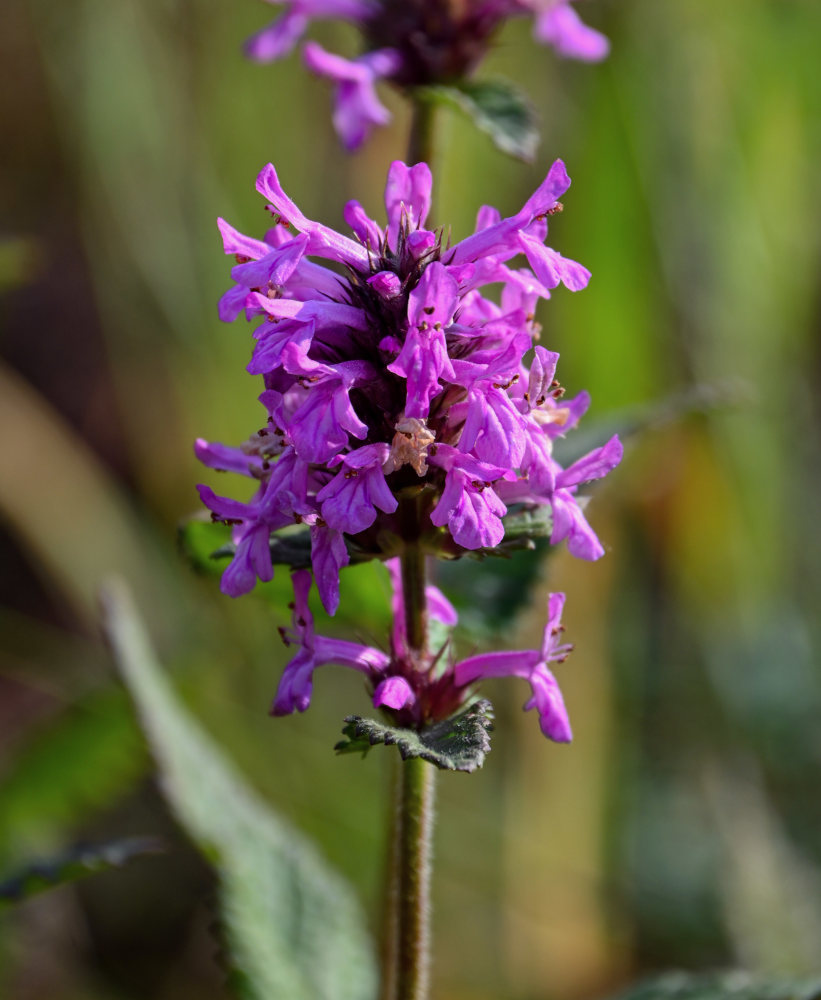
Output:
201 158 621 606
454 593 574 742
243 1 608 149
199 159 621 737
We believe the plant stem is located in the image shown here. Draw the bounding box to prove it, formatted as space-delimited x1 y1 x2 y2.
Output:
395 755 435 1000
381 83 440 1000
400 542 427 653
407 93 437 170
379 543 434 1000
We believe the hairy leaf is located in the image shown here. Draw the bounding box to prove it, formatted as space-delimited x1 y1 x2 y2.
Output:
102 579 377 1000
336 700 494 773
422 79 539 162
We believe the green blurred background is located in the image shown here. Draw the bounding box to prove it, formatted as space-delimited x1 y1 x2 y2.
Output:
2 0 821 997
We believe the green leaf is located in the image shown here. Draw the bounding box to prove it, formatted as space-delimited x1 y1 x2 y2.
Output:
177 517 232 577
335 700 494 774
497 504 553 549
422 79 539 162
0 837 163 909
612 972 821 1000
179 516 383 577
101 579 377 1000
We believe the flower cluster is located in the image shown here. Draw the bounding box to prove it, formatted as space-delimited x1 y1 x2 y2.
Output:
245 0 610 148
274 562 574 741
196 157 621 737
196 157 622 617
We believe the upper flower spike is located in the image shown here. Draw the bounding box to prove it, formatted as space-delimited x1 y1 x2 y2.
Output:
242 0 610 150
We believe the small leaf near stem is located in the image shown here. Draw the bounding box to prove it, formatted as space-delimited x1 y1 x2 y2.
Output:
419 78 539 163
336 701 495 773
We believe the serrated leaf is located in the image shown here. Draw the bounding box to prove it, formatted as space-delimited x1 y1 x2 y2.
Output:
422 79 539 162
613 972 821 1000
102 579 377 1000
0 837 163 909
335 700 494 773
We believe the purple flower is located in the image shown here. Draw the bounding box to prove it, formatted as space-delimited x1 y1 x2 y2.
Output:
373 675 416 710
429 446 511 550
528 0 610 62
455 593 574 741
196 447 308 597
242 0 609 149
197 157 621 614
268 561 574 741
245 0 375 63
316 443 398 533
303 43 401 150
272 569 390 714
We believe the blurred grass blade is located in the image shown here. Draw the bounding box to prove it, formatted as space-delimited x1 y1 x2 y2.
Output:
101 579 377 1000
0 361 188 635
0 837 163 909
613 972 821 1000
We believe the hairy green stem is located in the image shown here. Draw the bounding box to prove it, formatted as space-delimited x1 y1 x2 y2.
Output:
377 541 435 1000
395 755 435 1000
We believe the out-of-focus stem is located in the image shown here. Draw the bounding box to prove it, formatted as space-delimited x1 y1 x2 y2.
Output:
407 94 437 171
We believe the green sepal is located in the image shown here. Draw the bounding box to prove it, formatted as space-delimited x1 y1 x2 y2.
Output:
421 78 539 162
335 700 494 773
612 973 821 1000
0 837 163 909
